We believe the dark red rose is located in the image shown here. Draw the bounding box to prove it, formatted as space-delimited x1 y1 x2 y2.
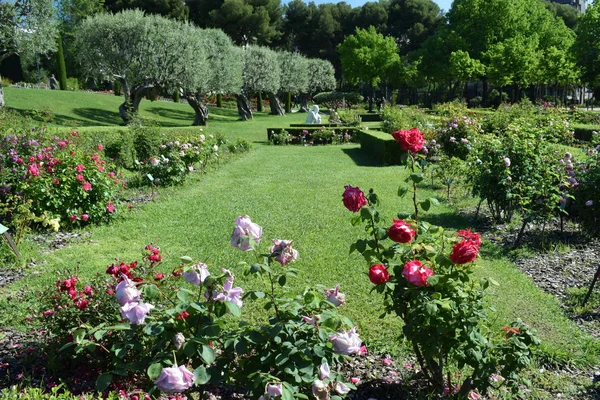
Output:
342 185 368 212
369 264 390 285
392 128 424 153
388 219 415 243
449 239 478 264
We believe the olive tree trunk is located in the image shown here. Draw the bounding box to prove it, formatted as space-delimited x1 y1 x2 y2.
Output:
236 93 253 121
186 93 209 126
118 81 159 124
268 93 284 115
299 94 309 112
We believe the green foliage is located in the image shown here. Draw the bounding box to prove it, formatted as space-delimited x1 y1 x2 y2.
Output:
571 149 600 237
468 128 567 225
0 385 120 399
313 92 363 111
359 130 404 165
338 26 400 88
243 46 281 95
381 106 434 135
270 129 292 145
574 1 600 89
433 155 467 201
305 58 336 95
55 36 68 91
336 109 362 126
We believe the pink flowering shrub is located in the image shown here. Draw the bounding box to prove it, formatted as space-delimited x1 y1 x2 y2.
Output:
436 115 481 160
32 218 358 399
0 128 120 232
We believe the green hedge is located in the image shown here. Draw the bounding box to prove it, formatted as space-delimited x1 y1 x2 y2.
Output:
573 124 600 141
359 129 404 165
358 113 383 122
289 123 344 128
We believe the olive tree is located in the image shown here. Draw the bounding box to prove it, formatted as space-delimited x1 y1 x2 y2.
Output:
0 0 57 107
278 51 308 113
300 58 336 112
243 45 284 115
76 10 195 123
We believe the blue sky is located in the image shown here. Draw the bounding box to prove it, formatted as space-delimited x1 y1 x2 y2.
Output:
306 0 453 13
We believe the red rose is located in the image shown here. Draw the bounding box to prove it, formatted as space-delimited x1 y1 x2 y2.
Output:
369 264 390 285
402 260 433 287
392 128 424 153
155 273 165 281
388 219 415 243
449 239 478 264
342 185 368 212
456 229 481 248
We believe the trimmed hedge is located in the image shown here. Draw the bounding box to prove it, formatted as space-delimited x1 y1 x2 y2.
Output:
267 127 361 142
359 130 404 165
573 124 600 141
289 123 344 128
358 113 383 122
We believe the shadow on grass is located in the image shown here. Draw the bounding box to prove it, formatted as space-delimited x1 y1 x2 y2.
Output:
144 105 193 124
341 147 386 167
72 107 123 126
420 211 475 231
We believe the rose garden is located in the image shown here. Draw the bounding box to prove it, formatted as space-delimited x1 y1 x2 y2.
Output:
3 1 600 399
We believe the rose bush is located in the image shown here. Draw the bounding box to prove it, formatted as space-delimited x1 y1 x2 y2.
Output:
0 128 121 233
32 217 360 399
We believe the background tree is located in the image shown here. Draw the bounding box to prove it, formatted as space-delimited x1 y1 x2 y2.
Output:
243 45 284 115
56 35 68 90
103 0 188 20
76 10 195 123
338 26 400 111
300 57 336 112
574 0 600 100
182 28 243 126
387 0 442 55
0 0 57 107
278 51 308 113
209 0 283 45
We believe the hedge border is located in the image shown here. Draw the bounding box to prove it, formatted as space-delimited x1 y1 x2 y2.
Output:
573 124 600 141
359 130 404 165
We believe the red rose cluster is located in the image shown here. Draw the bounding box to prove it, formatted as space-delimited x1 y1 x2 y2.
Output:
392 128 424 153
55 275 93 310
342 185 368 212
369 264 389 285
106 261 140 281
145 244 162 265
449 229 481 264
402 260 434 287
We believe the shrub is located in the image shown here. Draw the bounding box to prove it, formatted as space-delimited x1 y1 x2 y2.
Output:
468 128 567 236
0 128 120 232
33 218 359 399
432 99 469 118
65 77 81 91
468 96 482 108
436 115 481 160
344 141 540 398
270 129 292 145
313 91 363 110
312 127 335 144
337 109 362 126
381 106 434 135
570 149 600 236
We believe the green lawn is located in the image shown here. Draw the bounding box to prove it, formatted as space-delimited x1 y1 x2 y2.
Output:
1 88 598 397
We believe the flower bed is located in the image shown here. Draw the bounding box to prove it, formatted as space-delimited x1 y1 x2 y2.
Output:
267 127 359 145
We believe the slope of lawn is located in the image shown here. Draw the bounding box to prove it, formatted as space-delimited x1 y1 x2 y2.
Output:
1 88 598 397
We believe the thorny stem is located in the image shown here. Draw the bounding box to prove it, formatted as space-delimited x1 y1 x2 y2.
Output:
267 271 281 319
369 214 383 259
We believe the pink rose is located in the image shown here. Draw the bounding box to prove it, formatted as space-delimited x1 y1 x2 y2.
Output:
456 229 481 248
586 200 593 207
115 277 141 306
392 128 424 152
329 327 362 355
120 301 154 325
266 383 283 397
107 202 115 213
449 240 479 264
368 264 389 285
402 260 434 287
312 380 329 400
269 239 299 265
97 144 104 151
342 185 368 212
70 215 77 222
319 362 330 379
28 164 40 177
82 182 92 191
335 382 350 395
81 214 89 221
214 271 244 308
324 284 345 306
76 174 84 182
154 365 195 393
388 219 415 243
75 164 85 173
183 263 210 285
503 157 511 167
230 215 262 251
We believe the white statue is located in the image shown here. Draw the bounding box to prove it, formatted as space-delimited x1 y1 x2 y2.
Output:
305 105 322 124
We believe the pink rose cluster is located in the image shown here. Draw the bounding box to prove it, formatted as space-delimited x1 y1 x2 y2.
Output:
231 215 263 251
342 185 368 212
402 260 434 287
269 239 299 265
115 276 154 325
154 364 195 394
